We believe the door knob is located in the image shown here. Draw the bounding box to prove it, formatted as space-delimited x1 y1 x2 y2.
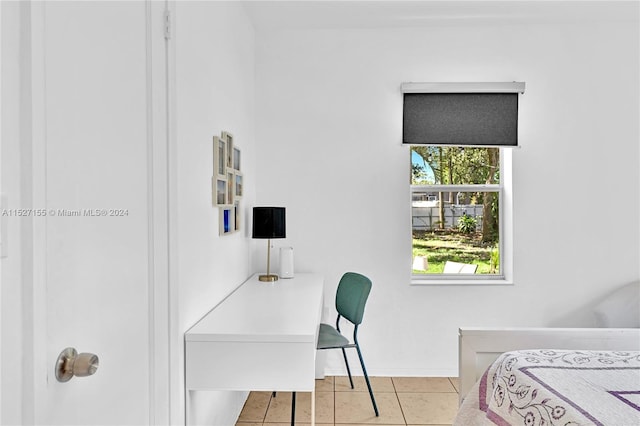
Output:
55 347 99 382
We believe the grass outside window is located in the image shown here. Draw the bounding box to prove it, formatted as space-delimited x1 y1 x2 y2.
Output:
412 230 499 275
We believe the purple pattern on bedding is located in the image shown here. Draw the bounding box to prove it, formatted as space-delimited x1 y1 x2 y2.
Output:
479 370 513 425
473 350 640 426
479 368 489 411
486 408 513 426
608 390 640 412
520 366 619 426
522 365 640 425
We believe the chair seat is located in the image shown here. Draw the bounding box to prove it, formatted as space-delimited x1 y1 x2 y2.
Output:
317 323 351 349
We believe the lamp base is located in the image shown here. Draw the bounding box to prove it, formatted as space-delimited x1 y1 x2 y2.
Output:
258 274 279 282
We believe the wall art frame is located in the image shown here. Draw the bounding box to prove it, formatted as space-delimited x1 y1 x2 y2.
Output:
233 201 241 232
234 172 243 199
222 131 234 169
214 130 243 235
213 177 229 207
213 136 226 179
219 207 234 235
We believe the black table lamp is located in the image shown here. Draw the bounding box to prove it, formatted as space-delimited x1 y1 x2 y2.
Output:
252 207 286 282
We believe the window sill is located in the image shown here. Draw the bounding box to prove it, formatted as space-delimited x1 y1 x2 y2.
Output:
410 277 513 286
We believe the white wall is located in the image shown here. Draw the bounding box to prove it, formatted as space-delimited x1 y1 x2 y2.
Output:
173 2 256 424
255 17 639 376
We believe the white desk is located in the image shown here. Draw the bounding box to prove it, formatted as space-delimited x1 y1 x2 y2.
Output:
185 273 324 425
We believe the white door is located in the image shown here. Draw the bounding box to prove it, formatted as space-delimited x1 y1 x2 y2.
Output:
29 2 169 424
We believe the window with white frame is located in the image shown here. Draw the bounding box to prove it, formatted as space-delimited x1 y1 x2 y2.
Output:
402 82 523 282
410 146 503 277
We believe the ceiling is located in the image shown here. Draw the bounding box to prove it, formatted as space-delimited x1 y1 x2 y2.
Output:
242 0 639 30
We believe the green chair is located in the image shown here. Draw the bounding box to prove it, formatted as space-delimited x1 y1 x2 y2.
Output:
317 272 379 416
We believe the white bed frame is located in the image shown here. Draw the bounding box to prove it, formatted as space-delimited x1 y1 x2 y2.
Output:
458 327 640 403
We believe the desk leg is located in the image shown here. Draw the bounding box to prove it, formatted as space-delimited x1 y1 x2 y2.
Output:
311 389 316 426
185 389 191 426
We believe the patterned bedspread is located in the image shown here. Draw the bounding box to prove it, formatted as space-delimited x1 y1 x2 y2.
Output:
454 350 640 426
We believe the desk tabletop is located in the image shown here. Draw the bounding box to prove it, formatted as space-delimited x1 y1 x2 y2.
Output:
185 273 324 344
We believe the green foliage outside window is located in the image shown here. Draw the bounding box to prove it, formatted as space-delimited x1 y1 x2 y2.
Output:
411 146 501 275
457 214 477 233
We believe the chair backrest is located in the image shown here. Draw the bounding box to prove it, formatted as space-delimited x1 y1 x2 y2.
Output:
335 272 372 326
443 261 478 274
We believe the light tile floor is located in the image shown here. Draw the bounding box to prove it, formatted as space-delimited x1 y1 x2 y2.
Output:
235 376 459 426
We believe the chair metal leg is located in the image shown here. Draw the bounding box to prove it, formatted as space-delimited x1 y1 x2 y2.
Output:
355 343 379 417
291 391 296 426
341 347 354 389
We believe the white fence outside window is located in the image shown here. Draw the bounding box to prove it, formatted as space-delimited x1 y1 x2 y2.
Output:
412 203 484 231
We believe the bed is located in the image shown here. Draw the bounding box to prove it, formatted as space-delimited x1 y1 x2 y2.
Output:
454 328 640 425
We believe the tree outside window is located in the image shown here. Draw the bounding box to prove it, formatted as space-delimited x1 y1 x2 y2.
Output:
411 146 501 276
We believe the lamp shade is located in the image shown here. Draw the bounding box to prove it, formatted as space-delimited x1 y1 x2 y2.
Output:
252 207 286 239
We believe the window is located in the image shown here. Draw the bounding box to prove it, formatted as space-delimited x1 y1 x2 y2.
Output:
411 146 505 280
402 82 523 283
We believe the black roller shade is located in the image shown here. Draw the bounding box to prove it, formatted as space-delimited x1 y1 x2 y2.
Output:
252 207 286 239
403 92 519 146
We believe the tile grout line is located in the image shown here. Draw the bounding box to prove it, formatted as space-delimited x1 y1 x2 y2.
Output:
263 392 271 424
334 376 339 425
391 377 409 426
448 376 458 393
